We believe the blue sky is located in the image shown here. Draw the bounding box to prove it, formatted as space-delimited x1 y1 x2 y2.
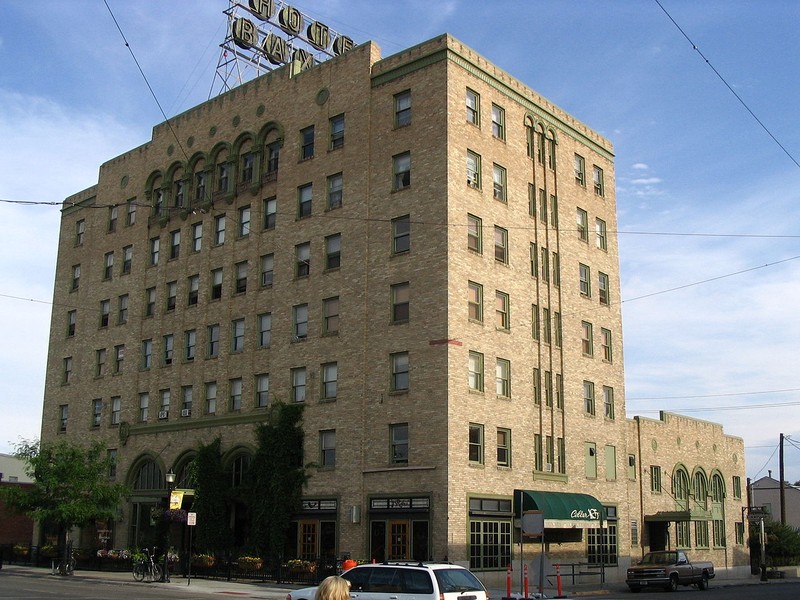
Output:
2 1 799 482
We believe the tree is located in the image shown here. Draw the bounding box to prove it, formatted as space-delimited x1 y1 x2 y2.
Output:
0 438 127 574
189 437 232 554
248 401 308 567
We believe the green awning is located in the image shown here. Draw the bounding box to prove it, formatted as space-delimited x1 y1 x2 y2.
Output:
515 489 604 529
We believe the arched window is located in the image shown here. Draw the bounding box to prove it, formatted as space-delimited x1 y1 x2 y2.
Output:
672 467 689 509
133 459 163 491
693 471 708 509
229 452 252 488
711 473 725 503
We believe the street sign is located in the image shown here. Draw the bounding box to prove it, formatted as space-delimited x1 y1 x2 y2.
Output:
187 512 197 526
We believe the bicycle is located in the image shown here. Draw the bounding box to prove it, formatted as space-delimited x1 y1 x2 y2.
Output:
132 547 162 582
51 545 76 576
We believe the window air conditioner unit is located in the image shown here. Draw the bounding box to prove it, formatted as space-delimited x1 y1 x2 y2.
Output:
158 410 169 420
545 463 553 472
181 408 191 417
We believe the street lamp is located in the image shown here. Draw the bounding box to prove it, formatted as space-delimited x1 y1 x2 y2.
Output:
162 468 176 582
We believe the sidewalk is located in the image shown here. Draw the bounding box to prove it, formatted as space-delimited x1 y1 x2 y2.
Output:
1 563 792 598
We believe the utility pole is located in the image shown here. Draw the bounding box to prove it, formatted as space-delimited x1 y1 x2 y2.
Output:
780 433 786 525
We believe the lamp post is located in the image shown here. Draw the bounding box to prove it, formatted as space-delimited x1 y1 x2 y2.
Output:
162 468 176 582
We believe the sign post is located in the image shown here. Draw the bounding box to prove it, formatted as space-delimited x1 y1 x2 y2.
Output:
187 512 197 586
521 511 545 596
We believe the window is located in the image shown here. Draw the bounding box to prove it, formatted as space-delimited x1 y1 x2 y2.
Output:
255 373 270 407
117 294 128 324
214 215 225 246
469 510 512 570
217 162 230 193
100 300 110 328
263 196 277 230
103 252 114 280
393 152 411 190
495 291 509 330
552 252 561 285
187 275 199 306
392 215 410 254
599 272 610 305
298 183 312 218
596 218 607 250
321 362 338 399
161 334 173 366
495 358 511 397
468 281 483 322
160 389 171 417
329 114 344 150
294 243 311 278
540 247 549 282
466 150 481 188
603 386 615 419
293 304 308 340
58 404 68 432
651 465 662 492
138 393 149 423
122 245 132 274
496 428 511 467
601 328 613 362
529 243 538 277
323 297 339 334
67 310 76 337
469 423 484 464
75 219 85 245
238 205 251 237
554 312 563 347
327 172 343 209
733 475 742 499
141 340 151 370
240 152 254 184
491 104 505 140
676 521 691 548
207 324 220 357
492 164 506 201
557 437 566 473
588 507 618 566
107 205 117 232
205 382 217 414
394 90 411 127
494 226 508 264
556 373 564 409
585 442 597 478
593 165 604 196
62 357 72 384
576 208 589 241
195 171 207 203
166 281 177 312
231 318 245 352
391 352 409 391
153 188 164 216
144 287 155 317
574 153 586 185
579 263 591 297
467 214 482 253
182 386 193 415
320 430 336 467
530 368 541 405
581 321 594 356
391 423 409 464
531 305 540 340
546 436 555 471
544 371 553 406
229 378 243 411
110 397 121 426
325 234 341 270
71 264 81 291
468 351 484 392
235 261 248 294
170 229 180 259
391 282 410 323
126 199 136 225
149 237 160 266
211 268 223 300
292 367 307 402
300 125 315 159
265 141 280 178
735 521 745 545
584 380 596 415
184 329 196 361
547 135 556 170
261 253 274 287
466 88 479 125
257 313 272 347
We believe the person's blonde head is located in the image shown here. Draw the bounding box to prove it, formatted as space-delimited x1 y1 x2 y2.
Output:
315 575 351 600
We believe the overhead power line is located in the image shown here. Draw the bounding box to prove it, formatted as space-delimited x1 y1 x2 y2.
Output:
655 0 800 169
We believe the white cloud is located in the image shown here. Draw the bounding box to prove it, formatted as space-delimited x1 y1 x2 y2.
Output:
631 177 662 185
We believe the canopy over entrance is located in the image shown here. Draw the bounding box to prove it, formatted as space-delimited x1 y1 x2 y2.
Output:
515 489 604 529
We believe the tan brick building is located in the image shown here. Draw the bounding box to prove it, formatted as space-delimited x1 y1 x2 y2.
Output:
40 33 749 582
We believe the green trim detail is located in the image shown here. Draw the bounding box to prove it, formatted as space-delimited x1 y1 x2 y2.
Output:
127 410 269 437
